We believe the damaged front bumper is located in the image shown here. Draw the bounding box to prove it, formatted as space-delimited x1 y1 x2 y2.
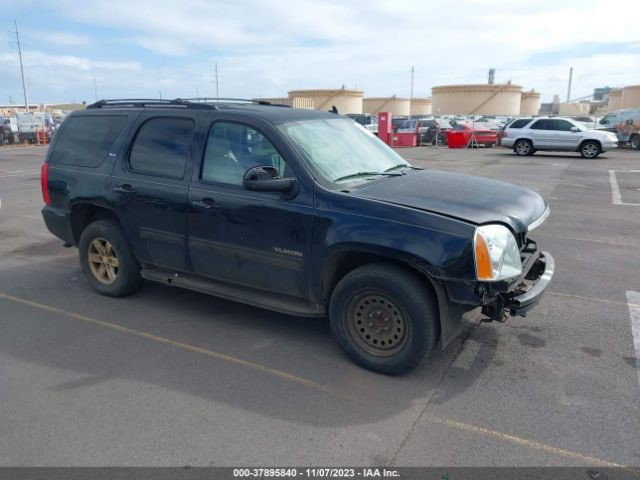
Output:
481 249 555 322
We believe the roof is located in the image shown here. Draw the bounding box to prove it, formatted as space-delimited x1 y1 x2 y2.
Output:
82 98 341 124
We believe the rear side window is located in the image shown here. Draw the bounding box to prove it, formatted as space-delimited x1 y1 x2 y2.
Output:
509 118 532 129
129 118 194 179
530 119 554 130
50 115 127 167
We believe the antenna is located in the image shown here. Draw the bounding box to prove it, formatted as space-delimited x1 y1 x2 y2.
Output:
12 20 29 112
93 76 99 102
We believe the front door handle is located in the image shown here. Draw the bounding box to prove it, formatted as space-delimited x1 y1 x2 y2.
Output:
191 198 216 209
114 184 137 194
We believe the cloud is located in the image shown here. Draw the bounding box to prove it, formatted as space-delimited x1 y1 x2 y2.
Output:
27 30 92 47
2 0 639 103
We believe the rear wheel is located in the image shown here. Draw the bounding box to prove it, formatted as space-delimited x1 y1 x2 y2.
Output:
630 134 640 150
329 263 440 375
514 139 533 156
580 141 600 159
79 219 142 297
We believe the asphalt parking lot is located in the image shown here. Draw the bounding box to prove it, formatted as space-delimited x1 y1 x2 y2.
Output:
1 144 639 468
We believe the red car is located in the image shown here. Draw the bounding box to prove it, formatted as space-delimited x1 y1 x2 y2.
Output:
446 121 497 148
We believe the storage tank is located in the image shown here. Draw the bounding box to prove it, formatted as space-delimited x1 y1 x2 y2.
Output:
410 98 432 115
621 85 640 109
432 83 522 115
520 90 541 116
363 96 411 116
607 89 622 111
287 88 363 114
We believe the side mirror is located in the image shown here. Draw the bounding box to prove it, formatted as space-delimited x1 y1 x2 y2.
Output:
242 165 296 193
570 126 579 132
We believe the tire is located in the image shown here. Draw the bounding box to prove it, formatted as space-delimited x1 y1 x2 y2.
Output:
580 140 600 159
329 263 440 375
514 139 533 156
630 135 640 150
78 219 142 297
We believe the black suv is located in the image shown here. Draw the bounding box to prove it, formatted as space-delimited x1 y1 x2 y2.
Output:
41 98 554 374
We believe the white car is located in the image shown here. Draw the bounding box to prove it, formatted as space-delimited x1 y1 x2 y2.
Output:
500 117 618 159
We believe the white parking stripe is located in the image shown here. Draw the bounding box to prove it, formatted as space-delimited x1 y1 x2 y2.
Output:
610 170 640 206
627 290 640 388
0 171 39 178
609 170 623 204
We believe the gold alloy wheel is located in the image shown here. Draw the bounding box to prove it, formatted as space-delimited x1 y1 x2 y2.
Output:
88 238 119 285
346 291 408 357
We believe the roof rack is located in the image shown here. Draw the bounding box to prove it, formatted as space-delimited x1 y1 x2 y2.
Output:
183 98 291 108
87 99 218 110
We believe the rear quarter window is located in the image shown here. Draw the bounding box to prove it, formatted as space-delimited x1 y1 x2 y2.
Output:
49 115 127 167
508 119 532 128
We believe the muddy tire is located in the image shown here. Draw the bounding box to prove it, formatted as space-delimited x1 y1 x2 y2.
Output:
329 263 440 375
78 219 142 297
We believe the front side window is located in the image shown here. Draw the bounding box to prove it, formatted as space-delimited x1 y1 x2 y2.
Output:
129 117 194 179
279 118 409 185
201 122 287 186
554 119 576 131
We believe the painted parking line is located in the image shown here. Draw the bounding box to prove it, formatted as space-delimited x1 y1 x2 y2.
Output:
0 291 342 399
627 290 640 389
609 170 640 206
0 290 632 467
0 171 39 178
424 416 625 467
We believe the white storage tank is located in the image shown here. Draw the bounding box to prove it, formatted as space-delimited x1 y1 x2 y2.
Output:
520 90 541 116
287 88 363 114
607 89 622 111
410 98 432 115
621 85 640 109
363 96 411 116
432 83 522 115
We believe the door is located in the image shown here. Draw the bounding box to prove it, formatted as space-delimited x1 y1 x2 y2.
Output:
187 119 313 299
111 114 197 272
553 119 582 149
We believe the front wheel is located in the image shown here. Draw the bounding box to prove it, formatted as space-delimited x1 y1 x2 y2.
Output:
630 135 640 150
78 219 142 297
580 141 600 159
329 264 440 375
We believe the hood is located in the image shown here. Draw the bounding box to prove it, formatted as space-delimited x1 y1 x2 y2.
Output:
351 170 547 233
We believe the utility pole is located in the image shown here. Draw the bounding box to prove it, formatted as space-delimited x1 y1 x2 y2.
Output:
214 62 220 101
13 20 29 112
93 76 99 101
410 66 414 101
566 67 573 102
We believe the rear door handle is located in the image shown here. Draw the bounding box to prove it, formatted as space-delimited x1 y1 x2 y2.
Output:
191 198 216 209
114 184 137 194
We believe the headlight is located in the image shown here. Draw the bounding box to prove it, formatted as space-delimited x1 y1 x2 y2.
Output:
474 224 522 281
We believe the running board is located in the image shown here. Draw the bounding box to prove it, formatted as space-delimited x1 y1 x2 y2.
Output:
140 267 325 317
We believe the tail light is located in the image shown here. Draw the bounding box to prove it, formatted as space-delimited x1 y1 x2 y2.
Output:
41 162 50 206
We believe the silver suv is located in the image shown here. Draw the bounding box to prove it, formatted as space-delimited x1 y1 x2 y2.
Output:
501 117 618 159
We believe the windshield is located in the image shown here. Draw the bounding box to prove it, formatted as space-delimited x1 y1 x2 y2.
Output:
279 118 409 184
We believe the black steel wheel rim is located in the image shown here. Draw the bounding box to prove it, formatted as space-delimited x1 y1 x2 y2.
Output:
346 290 409 357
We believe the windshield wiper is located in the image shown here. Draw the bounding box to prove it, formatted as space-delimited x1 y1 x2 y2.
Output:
333 171 403 182
384 163 423 172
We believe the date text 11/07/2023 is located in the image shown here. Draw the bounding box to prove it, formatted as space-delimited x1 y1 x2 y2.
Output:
232 468 402 478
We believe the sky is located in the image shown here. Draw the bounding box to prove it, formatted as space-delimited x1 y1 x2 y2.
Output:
1 0 639 105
